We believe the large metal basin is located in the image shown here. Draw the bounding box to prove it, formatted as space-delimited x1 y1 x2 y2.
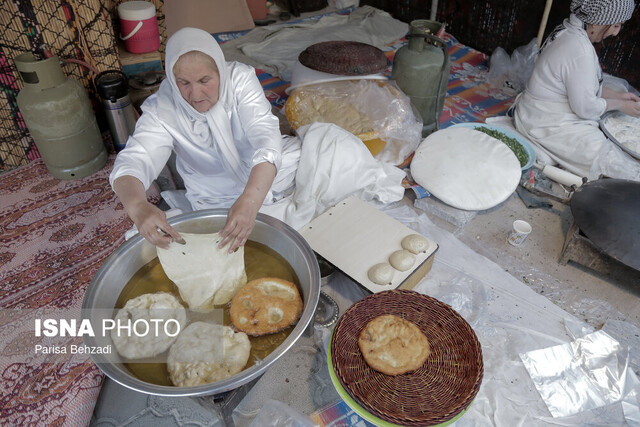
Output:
82 209 321 397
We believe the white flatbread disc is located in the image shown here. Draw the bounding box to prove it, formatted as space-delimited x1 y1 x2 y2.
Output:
410 127 521 211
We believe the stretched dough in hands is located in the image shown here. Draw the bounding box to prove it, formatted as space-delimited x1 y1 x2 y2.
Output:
157 232 247 311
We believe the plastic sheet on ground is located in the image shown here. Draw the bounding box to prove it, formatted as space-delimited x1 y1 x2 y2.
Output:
231 203 640 426
520 330 640 418
94 201 640 426
378 203 640 425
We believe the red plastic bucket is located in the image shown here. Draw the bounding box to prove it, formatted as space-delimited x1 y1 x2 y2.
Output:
118 1 160 54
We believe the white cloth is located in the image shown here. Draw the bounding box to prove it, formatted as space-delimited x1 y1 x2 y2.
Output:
260 123 406 230
110 28 294 209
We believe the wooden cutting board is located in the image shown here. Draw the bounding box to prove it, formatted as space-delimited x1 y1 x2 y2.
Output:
299 196 438 293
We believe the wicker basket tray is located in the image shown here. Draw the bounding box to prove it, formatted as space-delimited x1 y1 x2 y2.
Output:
330 290 483 426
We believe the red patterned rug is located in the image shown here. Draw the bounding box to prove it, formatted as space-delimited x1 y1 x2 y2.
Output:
0 157 159 425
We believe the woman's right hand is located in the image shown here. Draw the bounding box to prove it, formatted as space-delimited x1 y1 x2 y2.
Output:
113 176 182 249
619 99 640 118
127 200 181 249
605 96 640 117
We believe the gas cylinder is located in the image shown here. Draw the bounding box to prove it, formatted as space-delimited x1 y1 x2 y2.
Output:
15 52 107 180
391 20 450 136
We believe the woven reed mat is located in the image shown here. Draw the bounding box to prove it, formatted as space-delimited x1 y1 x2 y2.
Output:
0 157 159 425
331 289 483 426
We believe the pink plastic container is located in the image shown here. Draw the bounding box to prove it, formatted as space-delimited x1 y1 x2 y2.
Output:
118 1 160 54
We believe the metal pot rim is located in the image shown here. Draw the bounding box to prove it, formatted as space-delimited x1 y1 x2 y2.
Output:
82 209 321 397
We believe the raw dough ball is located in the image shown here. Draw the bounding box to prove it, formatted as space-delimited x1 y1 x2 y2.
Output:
389 250 415 271
358 314 431 375
111 292 187 360
167 322 250 387
229 278 303 336
401 234 430 255
367 263 395 285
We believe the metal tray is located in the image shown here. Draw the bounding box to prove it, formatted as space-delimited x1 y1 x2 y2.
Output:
599 111 640 160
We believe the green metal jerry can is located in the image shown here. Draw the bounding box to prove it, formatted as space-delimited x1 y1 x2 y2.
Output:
392 20 450 137
15 52 107 180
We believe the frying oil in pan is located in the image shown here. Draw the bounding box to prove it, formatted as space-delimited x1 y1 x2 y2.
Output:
116 240 300 386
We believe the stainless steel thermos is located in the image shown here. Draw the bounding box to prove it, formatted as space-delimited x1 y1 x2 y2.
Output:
95 70 137 152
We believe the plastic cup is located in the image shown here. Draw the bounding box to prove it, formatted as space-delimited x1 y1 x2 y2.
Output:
507 220 532 246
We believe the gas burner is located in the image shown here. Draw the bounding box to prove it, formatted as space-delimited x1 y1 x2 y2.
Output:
129 70 165 90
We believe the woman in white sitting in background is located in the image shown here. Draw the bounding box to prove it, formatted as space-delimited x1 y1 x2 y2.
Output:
513 0 640 180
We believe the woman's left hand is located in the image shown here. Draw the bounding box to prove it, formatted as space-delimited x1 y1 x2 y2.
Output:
219 194 260 252
219 161 277 253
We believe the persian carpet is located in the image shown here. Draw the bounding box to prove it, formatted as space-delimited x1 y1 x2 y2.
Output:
0 156 159 425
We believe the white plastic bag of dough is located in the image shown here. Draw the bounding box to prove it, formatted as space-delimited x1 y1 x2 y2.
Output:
156 232 247 311
284 79 423 165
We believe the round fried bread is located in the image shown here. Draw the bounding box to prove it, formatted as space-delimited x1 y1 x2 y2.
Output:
229 277 303 336
358 314 430 376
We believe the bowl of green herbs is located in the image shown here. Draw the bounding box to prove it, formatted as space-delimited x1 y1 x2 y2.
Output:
449 122 536 170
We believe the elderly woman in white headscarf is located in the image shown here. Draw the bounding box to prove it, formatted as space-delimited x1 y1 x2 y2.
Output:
110 27 299 251
513 0 640 180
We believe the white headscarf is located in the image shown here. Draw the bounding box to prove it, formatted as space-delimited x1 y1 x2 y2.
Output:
157 27 246 183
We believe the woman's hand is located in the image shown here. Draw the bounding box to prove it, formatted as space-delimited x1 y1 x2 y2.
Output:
218 162 277 253
617 92 640 102
619 99 640 117
113 176 182 249
219 193 260 252
604 92 640 117
128 200 181 249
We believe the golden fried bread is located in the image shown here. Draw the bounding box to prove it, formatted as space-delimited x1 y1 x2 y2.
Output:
358 314 430 375
229 277 303 336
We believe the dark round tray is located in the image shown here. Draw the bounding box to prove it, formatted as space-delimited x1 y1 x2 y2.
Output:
330 289 483 426
298 41 389 75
